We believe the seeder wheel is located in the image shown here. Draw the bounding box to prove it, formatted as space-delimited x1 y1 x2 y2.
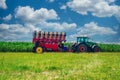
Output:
36 47 43 53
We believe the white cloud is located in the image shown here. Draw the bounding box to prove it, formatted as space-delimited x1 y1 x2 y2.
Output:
0 22 77 40
105 0 115 3
39 21 77 32
48 0 54 3
15 6 59 24
79 22 117 35
68 22 117 41
15 6 77 32
0 23 9 30
60 5 67 10
3 14 12 21
67 0 120 17
0 0 7 9
115 10 120 23
0 23 39 40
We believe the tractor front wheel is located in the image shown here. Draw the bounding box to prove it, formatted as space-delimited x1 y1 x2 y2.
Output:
36 47 44 54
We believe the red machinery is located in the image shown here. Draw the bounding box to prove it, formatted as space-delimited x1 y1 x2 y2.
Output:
32 31 67 53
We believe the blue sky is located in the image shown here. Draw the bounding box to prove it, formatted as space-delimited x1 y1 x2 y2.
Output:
0 0 120 43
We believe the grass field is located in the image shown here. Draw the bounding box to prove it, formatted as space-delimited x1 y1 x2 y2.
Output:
0 52 120 80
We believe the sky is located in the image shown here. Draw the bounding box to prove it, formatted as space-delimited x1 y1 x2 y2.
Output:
0 0 120 43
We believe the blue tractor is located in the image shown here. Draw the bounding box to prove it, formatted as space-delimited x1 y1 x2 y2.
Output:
72 37 101 52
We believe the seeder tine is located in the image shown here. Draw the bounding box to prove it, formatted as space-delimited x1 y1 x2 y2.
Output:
45 32 48 39
57 32 61 41
49 32 53 40
33 30 37 38
53 32 57 40
38 31 41 38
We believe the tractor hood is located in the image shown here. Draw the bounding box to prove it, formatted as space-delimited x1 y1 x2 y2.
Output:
86 42 97 47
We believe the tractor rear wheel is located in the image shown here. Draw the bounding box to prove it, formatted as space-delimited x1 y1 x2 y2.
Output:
36 47 44 54
78 44 88 52
93 46 101 52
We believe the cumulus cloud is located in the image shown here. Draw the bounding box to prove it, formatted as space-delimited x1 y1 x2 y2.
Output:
0 0 7 9
0 22 77 40
48 0 54 3
0 23 39 40
60 5 67 10
0 22 76 40
67 0 120 17
105 0 115 3
3 14 12 21
15 6 59 24
39 21 77 31
78 22 116 35
15 6 77 32
68 22 117 41
115 11 120 23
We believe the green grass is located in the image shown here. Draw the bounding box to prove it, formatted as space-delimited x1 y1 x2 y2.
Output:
0 52 120 80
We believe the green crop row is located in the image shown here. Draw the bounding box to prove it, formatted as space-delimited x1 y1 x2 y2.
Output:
0 42 120 52
0 42 34 52
98 44 120 52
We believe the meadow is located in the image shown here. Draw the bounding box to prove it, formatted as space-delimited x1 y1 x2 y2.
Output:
0 42 120 52
0 52 120 80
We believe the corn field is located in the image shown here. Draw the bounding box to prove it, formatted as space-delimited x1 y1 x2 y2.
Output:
0 42 120 52
99 44 120 52
0 42 33 52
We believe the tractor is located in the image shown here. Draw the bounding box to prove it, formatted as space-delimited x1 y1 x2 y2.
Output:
72 37 101 52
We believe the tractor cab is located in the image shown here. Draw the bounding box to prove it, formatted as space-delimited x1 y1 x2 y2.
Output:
77 37 89 43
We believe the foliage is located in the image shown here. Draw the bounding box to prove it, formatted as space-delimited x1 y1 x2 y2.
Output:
0 42 120 52
99 44 120 52
0 42 33 52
